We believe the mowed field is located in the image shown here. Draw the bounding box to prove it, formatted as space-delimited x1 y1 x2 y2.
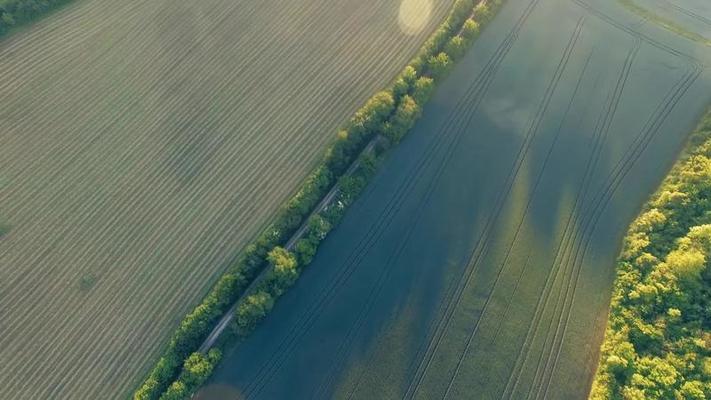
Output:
0 0 457 398
199 0 711 399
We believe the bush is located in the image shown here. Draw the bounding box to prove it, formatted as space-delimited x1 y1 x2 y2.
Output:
461 19 481 41
412 76 435 105
264 247 299 296
0 0 72 36
427 52 453 80
233 291 275 337
384 95 422 144
393 66 418 98
444 36 468 61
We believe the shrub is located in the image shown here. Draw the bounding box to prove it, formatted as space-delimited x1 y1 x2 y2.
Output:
233 291 275 337
384 95 422 144
461 19 480 41
427 52 453 80
444 36 468 61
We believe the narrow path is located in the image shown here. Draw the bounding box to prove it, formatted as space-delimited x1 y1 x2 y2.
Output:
198 138 380 353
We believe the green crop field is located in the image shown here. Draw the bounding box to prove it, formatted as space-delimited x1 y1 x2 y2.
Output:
0 0 457 398
197 0 711 399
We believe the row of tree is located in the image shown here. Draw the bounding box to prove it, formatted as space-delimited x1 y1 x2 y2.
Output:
133 1 507 399
0 0 71 36
590 111 711 400
225 0 508 354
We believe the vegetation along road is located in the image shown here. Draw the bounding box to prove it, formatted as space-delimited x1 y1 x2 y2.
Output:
197 0 711 398
0 0 457 398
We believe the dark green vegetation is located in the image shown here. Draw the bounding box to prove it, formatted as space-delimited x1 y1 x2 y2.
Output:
0 0 71 37
590 110 711 400
136 1 503 398
198 0 711 399
0 0 459 398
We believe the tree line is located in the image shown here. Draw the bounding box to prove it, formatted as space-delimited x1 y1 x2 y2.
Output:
590 110 711 400
133 1 505 399
0 0 72 36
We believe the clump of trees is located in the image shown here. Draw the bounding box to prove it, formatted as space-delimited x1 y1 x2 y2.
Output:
159 350 222 400
590 110 711 400
133 1 507 399
0 0 72 36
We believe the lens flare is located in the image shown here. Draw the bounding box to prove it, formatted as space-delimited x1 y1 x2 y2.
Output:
398 0 432 36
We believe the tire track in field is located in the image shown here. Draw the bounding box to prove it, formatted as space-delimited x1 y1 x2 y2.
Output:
505 30 700 398
309 13 554 395
524 32 701 400
400 1 548 398
500 36 641 400
440 23 588 398
528 60 700 395
528 61 699 399
530 53 701 400
662 0 711 26
486 46 603 350
571 0 703 63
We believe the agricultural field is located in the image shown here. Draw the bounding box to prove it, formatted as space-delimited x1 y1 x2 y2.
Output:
0 0 457 398
198 0 711 399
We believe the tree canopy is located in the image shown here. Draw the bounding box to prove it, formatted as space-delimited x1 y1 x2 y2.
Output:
591 111 711 400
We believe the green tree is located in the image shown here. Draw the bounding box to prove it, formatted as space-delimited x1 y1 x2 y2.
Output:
393 66 418 98
159 381 187 400
265 247 298 294
412 76 435 105
384 95 422 144
234 291 274 336
461 19 480 41
427 52 452 80
181 350 221 388
444 36 467 61
350 91 396 136
294 238 317 266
